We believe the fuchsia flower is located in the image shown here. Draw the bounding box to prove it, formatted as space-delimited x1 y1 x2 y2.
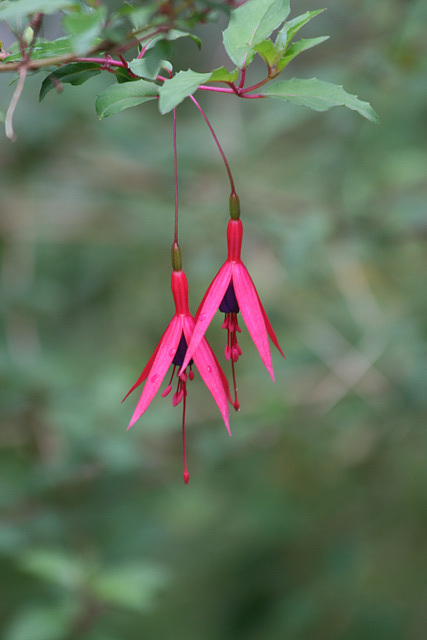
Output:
124 267 231 484
180 217 285 408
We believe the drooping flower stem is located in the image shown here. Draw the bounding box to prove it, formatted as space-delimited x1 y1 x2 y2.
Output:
173 106 179 245
189 94 236 198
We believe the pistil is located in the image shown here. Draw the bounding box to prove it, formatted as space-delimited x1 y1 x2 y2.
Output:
161 332 193 483
219 281 241 410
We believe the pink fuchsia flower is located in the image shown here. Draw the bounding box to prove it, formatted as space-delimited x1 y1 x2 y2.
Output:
180 217 285 409
123 267 231 484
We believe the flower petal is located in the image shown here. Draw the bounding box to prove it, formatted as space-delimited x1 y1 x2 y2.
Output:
207 341 233 405
232 263 275 381
127 317 182 429
183 317 231 436
255 289 285 358
180 262 232 374
122 330 165 402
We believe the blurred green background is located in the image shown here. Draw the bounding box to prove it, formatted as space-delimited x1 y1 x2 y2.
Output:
1 1 426 638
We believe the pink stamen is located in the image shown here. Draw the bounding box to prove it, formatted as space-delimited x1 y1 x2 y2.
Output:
162 365 177 396
161 384 172 397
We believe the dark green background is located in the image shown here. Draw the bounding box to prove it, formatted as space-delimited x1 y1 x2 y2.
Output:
1 1 426 638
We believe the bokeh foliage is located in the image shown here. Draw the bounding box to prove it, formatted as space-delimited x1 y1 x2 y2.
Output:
1 0 426 638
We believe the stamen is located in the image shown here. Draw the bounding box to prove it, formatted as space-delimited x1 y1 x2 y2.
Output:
162 365 177 397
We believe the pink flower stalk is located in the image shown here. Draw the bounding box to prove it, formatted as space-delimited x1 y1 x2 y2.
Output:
180 218 285 409
124 268 231 484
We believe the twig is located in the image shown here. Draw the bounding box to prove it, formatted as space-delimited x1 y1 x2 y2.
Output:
5 66 27 140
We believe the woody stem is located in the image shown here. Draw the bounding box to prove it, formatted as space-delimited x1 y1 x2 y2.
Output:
189 94 236 196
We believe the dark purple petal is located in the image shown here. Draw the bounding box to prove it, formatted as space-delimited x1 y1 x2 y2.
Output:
173 333 194 367
219 281 240 313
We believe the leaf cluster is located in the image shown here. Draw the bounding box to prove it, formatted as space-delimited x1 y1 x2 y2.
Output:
0 0 378 136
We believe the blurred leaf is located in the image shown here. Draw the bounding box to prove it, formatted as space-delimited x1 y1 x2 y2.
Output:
91 563 170 612
62 6 106 55
5 605 75 640
3 37 74 62
101 12 132 44
261 78 379 122
39 62 102 101
125 3 157 30
223 0 290 68
0 0 74 21
95 79 158 118
158 69 212 114
19 550 86 590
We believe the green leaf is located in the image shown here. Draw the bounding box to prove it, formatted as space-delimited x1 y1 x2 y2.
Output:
129 40 172 80
276 36 329 72
39 62 102 101
96 79 158 118
260 78 379 122
158 69 212 115
143 28 201 53
4 36 74 63
223 0 290 68
129 56 161 81
207 66 239 83
276 9 326 50
163 29 201 50
254 39 277 67
62 6 106 55
0 0 75 21
114 66 138 84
